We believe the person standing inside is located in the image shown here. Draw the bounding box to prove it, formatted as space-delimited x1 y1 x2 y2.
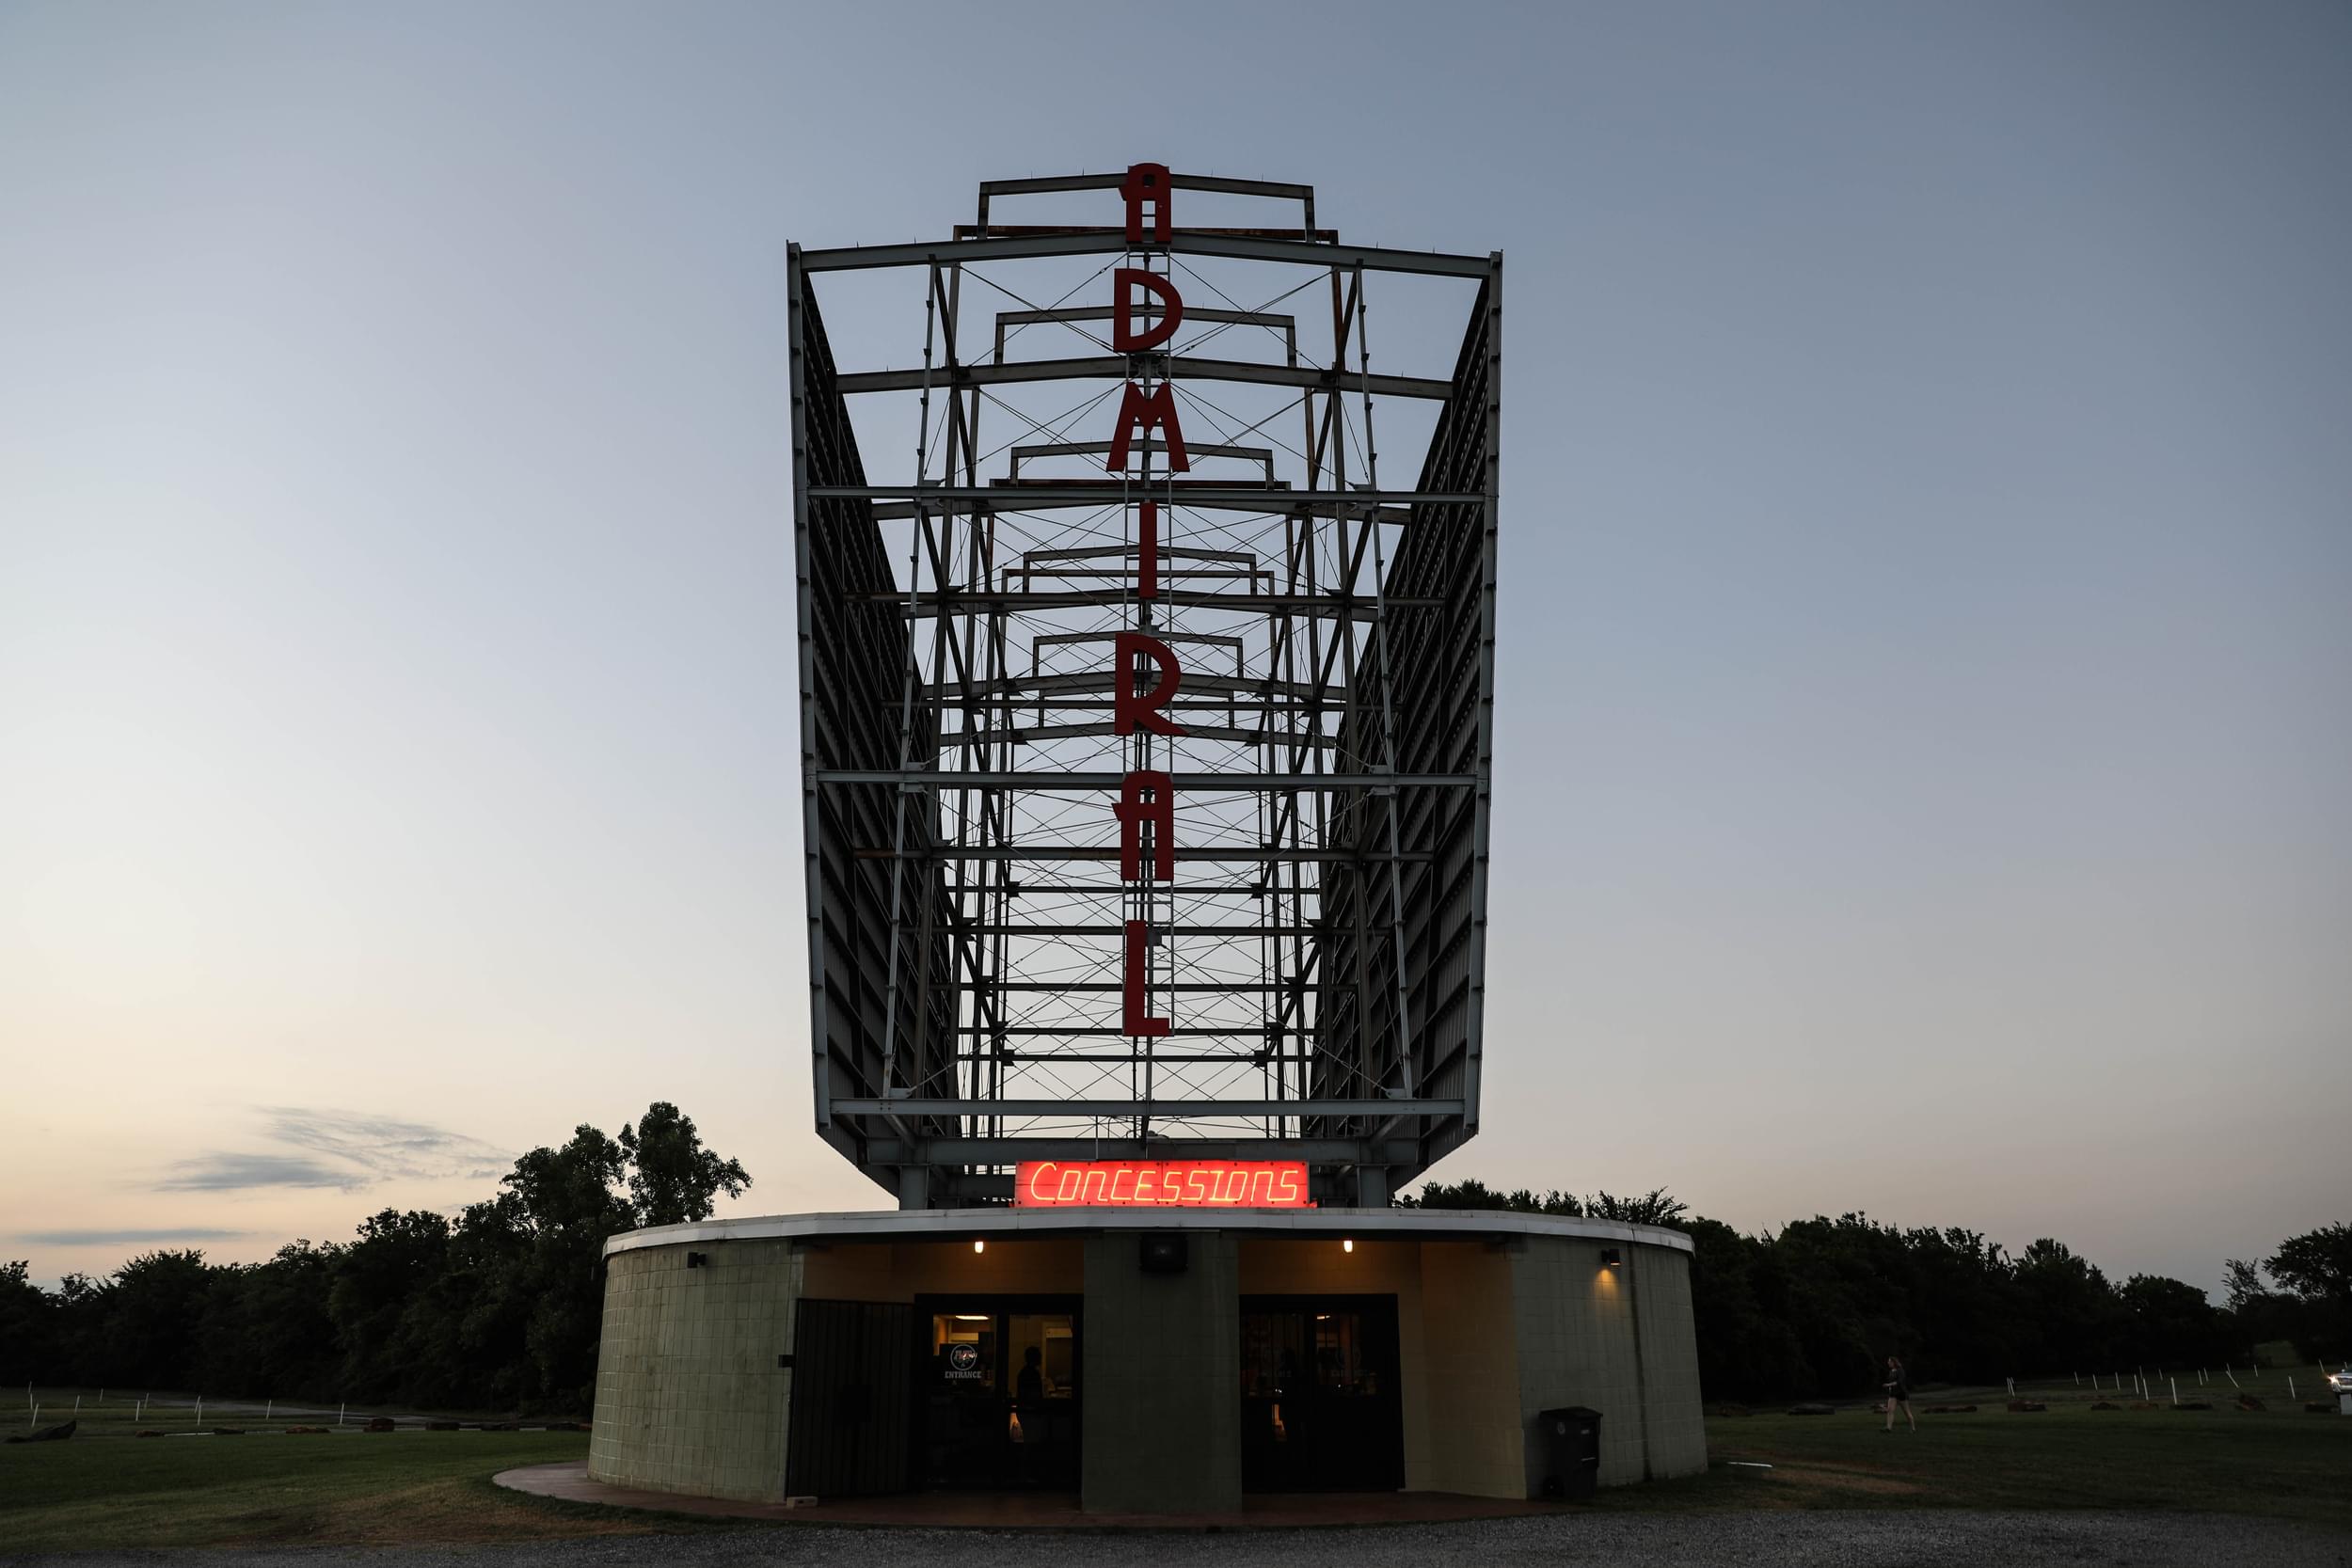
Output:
1883 1355 1915 1432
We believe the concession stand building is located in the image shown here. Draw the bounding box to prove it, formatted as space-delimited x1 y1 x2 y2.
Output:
588 166 1706 1513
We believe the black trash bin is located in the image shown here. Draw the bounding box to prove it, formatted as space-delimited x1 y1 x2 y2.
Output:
1534 1405 1602 1499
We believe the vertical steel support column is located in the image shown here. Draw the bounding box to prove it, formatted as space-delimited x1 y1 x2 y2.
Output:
787 245 834 1141
1462 254 1503 1136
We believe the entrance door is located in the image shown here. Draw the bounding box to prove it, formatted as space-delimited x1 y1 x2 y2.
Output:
785 1299 913 1497
1239 1295 1404 1491
915 1298 1081 1490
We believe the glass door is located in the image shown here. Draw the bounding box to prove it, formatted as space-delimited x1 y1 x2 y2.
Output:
1239 1296 1404 1491
915 1299 1082 1490
923 1311 1003 1487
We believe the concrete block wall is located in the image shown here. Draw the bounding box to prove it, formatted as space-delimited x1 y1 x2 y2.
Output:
1416 1241 1525 1497
1628 1243 1706 1474
1081 1230 1241 1513
589 1240 801 1503
1509 1237 1706 1488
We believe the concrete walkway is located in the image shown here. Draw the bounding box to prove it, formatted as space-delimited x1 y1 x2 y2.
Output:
17 1512 2352 1566
495 1461 1573 1528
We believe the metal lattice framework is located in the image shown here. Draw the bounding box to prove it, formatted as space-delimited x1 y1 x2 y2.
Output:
790 170 1500 1207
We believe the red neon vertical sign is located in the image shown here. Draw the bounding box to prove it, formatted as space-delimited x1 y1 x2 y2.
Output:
1122 917 1169 1037
1116 768 1174 882
1113 268 1184 353
1106 381 1191 473
1121 163 1172 245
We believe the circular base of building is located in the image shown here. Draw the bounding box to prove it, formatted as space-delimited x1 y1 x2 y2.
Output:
588 1208 1704 1513
499 1460 1591 1529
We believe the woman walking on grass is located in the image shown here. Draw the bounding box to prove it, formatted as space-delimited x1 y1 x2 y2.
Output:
1883 1355 1916 1432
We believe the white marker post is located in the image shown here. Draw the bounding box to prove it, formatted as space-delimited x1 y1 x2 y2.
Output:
196 1396 201 1427
2007 1377 2015 1397
339 1402 346 1429
2170 1377 2179 1406
2228 1369 2240 1388
265 1400 272 1423
27 1404 37 1433
2290 1378 2297 1401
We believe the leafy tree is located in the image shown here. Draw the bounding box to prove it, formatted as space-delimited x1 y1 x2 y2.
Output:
0 1260 55 1386
2265 1223 2352 1359
1584 1189 1689 1227
619 1101 752 1227
197 1243 340 1400
328 1209 452 1400
2117 1274 2233 1369
101 1251 211 1391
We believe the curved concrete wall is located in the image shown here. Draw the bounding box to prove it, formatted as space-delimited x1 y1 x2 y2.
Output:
589 1238 802 1502
587 1215 1705 1507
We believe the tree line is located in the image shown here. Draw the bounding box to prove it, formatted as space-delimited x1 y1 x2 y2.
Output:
7 1125 2343 1411
0 1103 747 1416
1402 1180 2350 1400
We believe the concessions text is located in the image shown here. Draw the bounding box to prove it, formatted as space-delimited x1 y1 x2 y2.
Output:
1014 1160 1315 1209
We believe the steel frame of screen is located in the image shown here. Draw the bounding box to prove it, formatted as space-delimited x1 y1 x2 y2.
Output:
789 172 1500 1208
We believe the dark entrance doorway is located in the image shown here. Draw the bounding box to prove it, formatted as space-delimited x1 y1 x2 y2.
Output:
784 1299 913 1497
914 1295 1081 1490
1239 1295 1405 1491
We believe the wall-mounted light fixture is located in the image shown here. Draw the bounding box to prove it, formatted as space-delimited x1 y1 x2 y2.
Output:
1342 1238 1356 1254
972 1239 986 1255
1599 1247 1622 1268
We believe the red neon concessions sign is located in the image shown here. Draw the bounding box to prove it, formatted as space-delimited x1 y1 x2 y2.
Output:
1016 1160 1314 1209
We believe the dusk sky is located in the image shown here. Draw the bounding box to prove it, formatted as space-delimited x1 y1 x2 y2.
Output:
4 1 2346 1297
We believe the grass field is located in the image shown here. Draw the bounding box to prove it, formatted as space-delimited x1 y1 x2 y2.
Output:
4 1381 2347 1551
1596 1402 2352 1528
0 1428 652 1553
7 1387 548 1438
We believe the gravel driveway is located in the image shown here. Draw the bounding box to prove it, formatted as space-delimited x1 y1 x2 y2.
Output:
8 1513 2347 1568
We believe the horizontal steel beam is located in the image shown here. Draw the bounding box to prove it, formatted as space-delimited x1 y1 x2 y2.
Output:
940 722 1339 749
967 925 1319 936
920 670 1331 701
795 230 1496 279
1011 441 1276 483
872 1138 1425 1163
836 355 1453 402
816 769 1472 789
867 591 1431 614
818 483 1474 508
855 846 1427 863
839 1099 1457 1118
865 498 1417 525
977 172 1315 200
936 987 1308 1001
956 225 1334 241
958 1026 1313 1037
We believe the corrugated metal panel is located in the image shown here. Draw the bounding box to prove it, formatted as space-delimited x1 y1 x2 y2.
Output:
786 1299 913 1497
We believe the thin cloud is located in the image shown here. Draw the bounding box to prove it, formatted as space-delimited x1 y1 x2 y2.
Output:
15 1227 252 1246
157 1153 364 1193
257 1106 509 1183
145 1108 511 1196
